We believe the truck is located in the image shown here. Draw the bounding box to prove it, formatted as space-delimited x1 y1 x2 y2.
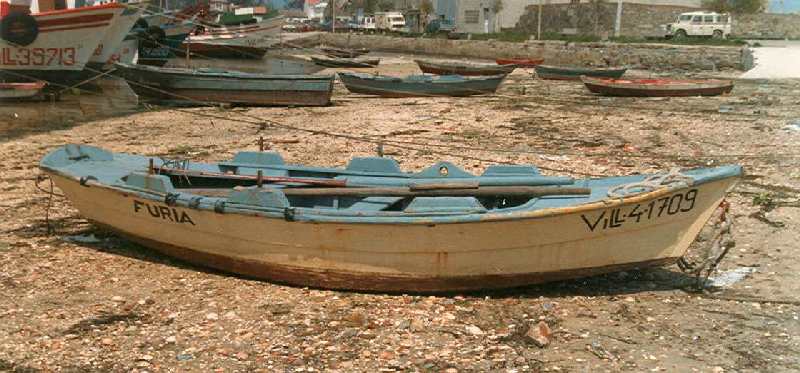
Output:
375 12 405 32
662 11 732 39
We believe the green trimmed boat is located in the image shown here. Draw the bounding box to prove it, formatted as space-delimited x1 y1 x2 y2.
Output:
114 63 333 106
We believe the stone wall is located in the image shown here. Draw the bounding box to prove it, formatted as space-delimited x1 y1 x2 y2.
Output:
732 13 800 39
513 3 800 40
318 33 747 71
514 3 697 38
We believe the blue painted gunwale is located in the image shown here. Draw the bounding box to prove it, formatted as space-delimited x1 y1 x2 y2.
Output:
337 72 507 97
40 145 743 225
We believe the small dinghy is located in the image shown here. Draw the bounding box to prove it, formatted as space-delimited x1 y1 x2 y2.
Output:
310 56 380 68
534 65 627 80
415 59 518 76
321 46 370 58
495 58 544 68
0 81 47 100
113 63 334 106
41 144 742 292
582 77 734 97
338 72 506 97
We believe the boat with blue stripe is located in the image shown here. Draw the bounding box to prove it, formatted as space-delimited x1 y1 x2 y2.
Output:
40 144 742 292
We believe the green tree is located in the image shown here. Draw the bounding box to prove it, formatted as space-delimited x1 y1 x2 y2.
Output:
703 0 766 13
378 0 394 11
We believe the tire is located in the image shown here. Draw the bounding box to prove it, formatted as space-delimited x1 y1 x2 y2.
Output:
0 12 39 46
712 30 723 39
673 29 687 40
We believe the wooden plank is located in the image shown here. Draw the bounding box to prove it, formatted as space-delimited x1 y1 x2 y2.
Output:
279 186 590 197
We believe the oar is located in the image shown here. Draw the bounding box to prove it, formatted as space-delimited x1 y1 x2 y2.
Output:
279 186 590 197
155 166 347 187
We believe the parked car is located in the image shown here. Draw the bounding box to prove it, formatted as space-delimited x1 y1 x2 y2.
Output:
425 19 456 34
663 11 731 39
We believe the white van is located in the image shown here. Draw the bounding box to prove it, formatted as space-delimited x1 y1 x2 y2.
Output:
664 12 732 39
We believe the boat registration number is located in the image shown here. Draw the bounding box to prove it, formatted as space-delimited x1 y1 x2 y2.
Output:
581 189 698 232
1 47 77 66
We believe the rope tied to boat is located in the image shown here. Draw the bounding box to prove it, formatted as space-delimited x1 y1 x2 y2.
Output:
607 168 694 198
678 200 735 289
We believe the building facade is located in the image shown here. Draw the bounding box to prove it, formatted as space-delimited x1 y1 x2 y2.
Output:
435 0 502 33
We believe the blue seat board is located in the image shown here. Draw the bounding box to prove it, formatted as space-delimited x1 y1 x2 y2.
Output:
345 157 403 173
228 188 290 209
231 151 285 166
405 197 487 213
413 161 474 179
346 197 404 212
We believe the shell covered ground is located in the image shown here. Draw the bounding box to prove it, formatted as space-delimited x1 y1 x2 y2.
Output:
1 55 800 372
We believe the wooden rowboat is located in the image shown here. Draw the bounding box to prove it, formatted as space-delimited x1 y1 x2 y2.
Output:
310 56 380 68
534 65 627 80
581 77 734 97
113 63 334 106
415 59 518 76
495 58 544 67
321 46 370 58
41 144 743 292
0 82 46 100
338 72 506 97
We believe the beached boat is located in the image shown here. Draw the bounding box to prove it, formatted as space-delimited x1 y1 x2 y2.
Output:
87 3 145 70
178 16 284 59
339 72 506 97
0 81 46 100
321 46 369 58
495 58 544 68
113 63 333 106
41 144 742 292
310 56 379 68
582 77 734 97
534 65 627 80
135 9 197 66
415 59 518 76
0 3 126 84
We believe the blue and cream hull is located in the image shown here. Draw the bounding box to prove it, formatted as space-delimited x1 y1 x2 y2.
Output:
40 145 742 292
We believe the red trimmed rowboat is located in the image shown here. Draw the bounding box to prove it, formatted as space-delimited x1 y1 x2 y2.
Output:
0 81 46 100
581 77 734 97
495 58 544 67
0 3 126 84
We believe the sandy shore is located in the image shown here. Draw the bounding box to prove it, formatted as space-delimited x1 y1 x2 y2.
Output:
1 55 799 371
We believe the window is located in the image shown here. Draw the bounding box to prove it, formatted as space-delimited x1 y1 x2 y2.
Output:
691 15 702 23
703 15 714 23
718 15 729 23
679 15 691 21
464 10 479 24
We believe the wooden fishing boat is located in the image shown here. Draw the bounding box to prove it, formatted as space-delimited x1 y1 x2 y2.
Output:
310 56 380 68
177 16 285 59
87 4 145 70
495 58 544 68
41 144 742 292
321 46 369 58
581 77 734 97
534 65 627 80
338 72 506 97
0 81 46 100
415 59 517 76
0 3 126 84
113 63 333 106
